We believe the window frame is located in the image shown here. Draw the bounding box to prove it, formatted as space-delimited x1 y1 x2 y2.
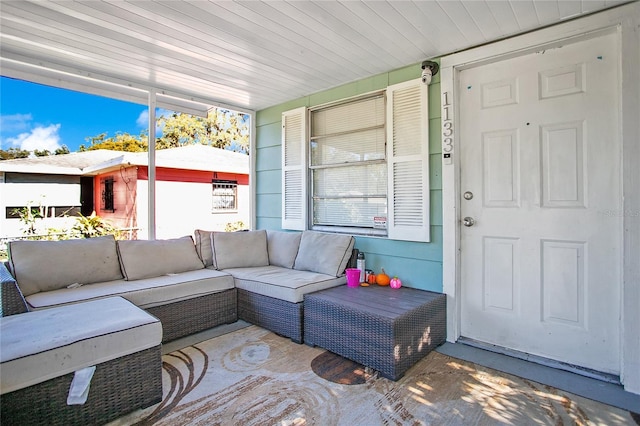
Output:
308 90 388 237
211 179 238 213
281 78 431 242
100 176 115 212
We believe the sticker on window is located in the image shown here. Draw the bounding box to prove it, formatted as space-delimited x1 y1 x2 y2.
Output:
373 217 387 229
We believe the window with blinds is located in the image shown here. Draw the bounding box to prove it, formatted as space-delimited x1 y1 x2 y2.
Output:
281 78 430 242
310 93 388 234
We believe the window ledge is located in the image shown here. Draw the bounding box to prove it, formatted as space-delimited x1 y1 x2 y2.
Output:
312 225 387 238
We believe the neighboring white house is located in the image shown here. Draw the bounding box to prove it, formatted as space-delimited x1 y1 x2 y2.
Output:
0 144 250 240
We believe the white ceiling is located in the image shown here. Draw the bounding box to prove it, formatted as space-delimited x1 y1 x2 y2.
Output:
0 0 630 113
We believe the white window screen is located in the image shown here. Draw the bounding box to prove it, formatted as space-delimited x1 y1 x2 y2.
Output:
310 93 387 231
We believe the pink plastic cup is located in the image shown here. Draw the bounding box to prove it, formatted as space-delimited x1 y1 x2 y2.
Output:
345 268 361 287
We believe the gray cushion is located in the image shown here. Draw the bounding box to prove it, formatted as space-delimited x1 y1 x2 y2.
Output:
293 231 355 277
25 269 235 310
194 229 214 267
211 230 269 270
0 297 161 394
266 230 301 269
226 265 345 303
117 236 204 281
8 235 123 297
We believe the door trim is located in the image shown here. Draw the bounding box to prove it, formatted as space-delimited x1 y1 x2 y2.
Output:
440 2 640 394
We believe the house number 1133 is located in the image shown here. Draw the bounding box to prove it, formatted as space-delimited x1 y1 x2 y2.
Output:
442 91 453 165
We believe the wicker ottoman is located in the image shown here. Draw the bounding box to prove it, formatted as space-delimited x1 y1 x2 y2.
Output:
1 297 163 426
304 285 446 380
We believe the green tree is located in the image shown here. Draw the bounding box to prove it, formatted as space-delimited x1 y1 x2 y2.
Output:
54 145 70 155
80 108 250 154
79 132 148 152
0 147 30 160
158 109 250 153
1 145 70 159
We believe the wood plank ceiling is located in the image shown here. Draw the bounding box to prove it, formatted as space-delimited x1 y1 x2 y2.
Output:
0 0 629 113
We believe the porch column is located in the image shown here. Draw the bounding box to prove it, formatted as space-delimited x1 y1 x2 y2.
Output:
148 91 156 240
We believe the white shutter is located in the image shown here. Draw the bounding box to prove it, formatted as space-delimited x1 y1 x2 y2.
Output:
386 79 430 242
281 107 308 230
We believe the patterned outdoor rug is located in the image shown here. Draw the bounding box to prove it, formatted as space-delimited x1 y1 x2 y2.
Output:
120 325 636 425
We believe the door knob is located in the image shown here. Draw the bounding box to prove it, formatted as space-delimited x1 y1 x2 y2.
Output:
463 217 475 227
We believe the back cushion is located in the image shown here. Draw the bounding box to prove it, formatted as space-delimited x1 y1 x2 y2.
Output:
211 230 269 270
193 229 214 267
117 236 204 281
293 231 355 277
266 230 301 269
8 235 123 297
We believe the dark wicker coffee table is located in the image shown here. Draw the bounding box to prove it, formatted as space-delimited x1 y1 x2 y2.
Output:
304 285 446 380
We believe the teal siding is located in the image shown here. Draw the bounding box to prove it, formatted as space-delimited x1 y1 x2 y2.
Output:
256 193 281 218
256 145 281 172
256 217 282 230
255 59 444 292
429 154 442 191
256 121 282 148
430 190 443 227
255 170 280 194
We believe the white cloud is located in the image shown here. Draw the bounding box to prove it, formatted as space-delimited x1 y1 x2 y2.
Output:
0 113 33 132
7 124 62 152
136 108 174 129
136 110 149 128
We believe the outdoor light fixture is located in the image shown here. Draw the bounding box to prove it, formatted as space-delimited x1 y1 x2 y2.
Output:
421 60 439 85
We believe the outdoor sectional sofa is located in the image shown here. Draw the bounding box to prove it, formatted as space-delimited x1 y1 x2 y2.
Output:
1 229 355 341
1 234 238 343
0 229 355 425
194 228 355 343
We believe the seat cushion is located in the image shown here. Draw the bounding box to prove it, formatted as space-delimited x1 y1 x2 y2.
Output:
211 230 269 270
25 269 235 310
7 235 123 297
194 229 215 267
266 230 301 269
117 236 204 280
293 231 355 277
0 297 161 394
223 265 345 303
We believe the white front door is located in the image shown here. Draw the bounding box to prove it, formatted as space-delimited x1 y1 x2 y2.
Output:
459 33 621 375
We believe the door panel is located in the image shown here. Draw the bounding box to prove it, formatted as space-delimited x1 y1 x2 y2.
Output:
483 236 519 313
541 121 585 207
459 33 621 374
541 240 585 327
483 130 519 207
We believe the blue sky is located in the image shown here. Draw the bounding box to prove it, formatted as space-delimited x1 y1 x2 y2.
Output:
0 76 150 153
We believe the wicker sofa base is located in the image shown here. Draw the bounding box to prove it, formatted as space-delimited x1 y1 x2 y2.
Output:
238 289 303 343
1 345 162 426
146 289 237 343
304 286 447 380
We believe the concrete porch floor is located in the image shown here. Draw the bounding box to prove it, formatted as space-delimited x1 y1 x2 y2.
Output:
436 342 640 414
